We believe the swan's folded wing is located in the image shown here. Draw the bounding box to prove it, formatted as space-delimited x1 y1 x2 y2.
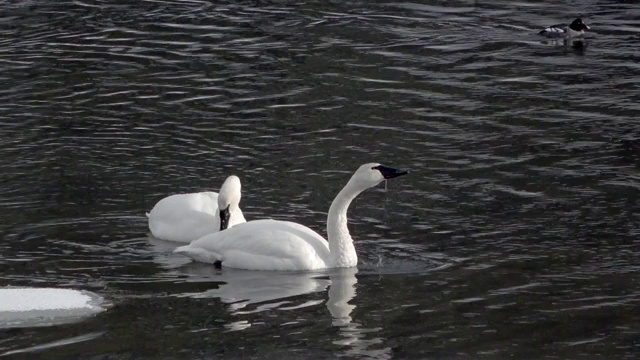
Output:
222 250 307 271
174 244 223 264
179 219 331 271
149 210 219 242
149 192 219 221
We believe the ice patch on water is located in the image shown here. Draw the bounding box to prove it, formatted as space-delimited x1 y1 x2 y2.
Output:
0 287 105 328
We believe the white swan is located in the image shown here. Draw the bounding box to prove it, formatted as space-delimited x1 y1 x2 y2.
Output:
174 163 408 271
147 175 246 243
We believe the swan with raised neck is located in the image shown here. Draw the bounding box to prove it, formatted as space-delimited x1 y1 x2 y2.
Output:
174 163 408 271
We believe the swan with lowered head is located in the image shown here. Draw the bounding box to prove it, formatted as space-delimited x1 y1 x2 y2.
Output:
147 175 246 243
174 163 408 271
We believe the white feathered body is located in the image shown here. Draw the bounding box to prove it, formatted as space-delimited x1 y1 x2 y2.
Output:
147 191 245 243
173 163 408 271
175 219 332 271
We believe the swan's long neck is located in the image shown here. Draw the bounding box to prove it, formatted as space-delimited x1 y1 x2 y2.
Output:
327 180 363 268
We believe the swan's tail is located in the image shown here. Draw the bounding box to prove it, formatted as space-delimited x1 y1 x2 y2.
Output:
145 212 150 218
174 245 222 265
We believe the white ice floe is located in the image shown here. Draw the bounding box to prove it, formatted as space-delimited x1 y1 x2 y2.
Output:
0 287 105 328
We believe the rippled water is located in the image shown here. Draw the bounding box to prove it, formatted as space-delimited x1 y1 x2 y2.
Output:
1 0 640 358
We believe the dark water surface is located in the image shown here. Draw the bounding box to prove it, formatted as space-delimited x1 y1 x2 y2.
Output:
1 0 640 358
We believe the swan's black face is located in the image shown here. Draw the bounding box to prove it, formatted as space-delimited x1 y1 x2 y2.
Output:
372 165 409 179
219 205 230 231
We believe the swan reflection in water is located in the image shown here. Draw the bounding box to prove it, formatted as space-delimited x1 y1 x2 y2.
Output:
179 267 331 312
174 264 391 359
325 268 391 359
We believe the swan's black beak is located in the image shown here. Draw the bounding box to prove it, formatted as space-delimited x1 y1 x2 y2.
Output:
219 205 230 231
375 165 409 179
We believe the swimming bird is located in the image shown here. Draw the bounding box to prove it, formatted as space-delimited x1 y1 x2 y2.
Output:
147 175 246 243
174 163 408 271
539 18 590 39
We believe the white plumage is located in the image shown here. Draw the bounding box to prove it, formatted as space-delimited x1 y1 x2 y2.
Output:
147 176 246 243
174 163 408 271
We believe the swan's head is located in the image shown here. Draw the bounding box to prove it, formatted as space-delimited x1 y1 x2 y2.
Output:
350 163 409 189
218 175 242 231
